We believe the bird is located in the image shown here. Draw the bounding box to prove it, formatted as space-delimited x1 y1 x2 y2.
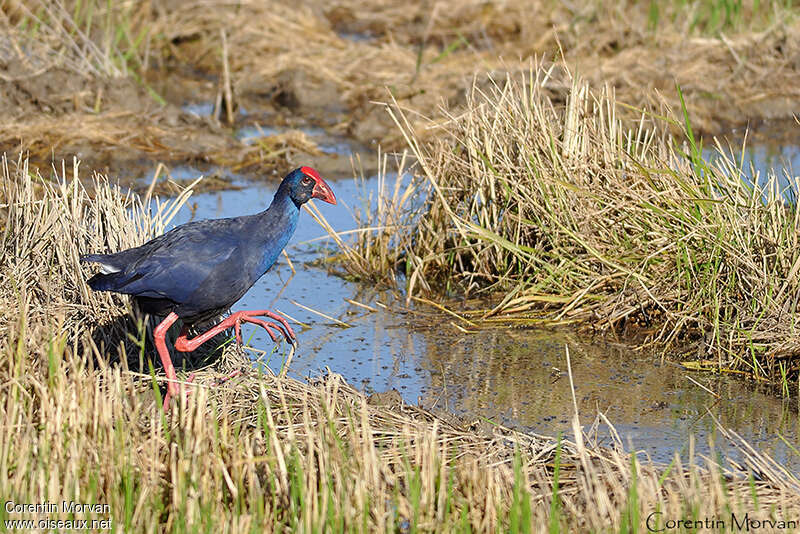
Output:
81 166 336 409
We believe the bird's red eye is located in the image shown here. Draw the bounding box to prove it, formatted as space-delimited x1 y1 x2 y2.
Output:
301 176 313 186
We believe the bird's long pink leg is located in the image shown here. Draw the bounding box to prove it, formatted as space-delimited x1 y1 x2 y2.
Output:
153 312 183 411
171 310 297 384
173 310 293 351
154 310 295 410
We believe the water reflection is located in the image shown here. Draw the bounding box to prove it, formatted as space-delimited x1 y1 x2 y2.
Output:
419 327 800 466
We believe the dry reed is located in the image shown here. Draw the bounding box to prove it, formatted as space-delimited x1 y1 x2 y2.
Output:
2 156 800 531
335 63 800 387
3 0 800 174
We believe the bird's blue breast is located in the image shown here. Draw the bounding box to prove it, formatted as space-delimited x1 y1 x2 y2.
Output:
254 205 299 278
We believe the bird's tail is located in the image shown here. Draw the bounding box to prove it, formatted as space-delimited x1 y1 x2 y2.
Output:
81 253 120 271
81 253 107 262
81 253 124 291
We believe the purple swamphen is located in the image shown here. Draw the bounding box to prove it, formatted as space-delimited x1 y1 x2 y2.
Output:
81 166 336 409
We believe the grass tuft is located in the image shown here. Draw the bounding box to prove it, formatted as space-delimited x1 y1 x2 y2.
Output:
334 64 800 386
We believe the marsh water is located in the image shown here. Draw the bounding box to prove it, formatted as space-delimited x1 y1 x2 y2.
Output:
703 118 800 199
144 120 800 472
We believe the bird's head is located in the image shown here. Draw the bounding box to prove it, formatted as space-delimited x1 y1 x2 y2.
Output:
282 166 337 207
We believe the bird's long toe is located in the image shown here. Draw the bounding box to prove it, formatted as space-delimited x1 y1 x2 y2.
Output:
268 323 297 345
214 369 242 386
240 310 296 343
258 310 296 341
240 316 281 343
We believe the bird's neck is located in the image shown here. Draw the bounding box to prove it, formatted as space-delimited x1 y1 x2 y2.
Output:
266 187 299 216
244 190 301 277
255 189 300 244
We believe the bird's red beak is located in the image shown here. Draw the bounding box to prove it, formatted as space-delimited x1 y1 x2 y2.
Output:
302 166 337 205
312 179 336 204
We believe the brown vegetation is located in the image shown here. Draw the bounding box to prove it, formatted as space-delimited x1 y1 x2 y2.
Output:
1 0 799 182
333 64 800 388
2 157 800 531
3 0 800 528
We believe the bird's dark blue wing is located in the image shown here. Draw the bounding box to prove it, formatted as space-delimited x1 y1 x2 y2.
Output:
83 218 247 305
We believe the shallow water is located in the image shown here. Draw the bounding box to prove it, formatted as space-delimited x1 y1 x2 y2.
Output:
157 153 800 471
703 118 800 200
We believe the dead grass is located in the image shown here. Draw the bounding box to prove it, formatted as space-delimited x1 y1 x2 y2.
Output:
2 0 800 178
6 333 800 532
2 156 800 531
159 0 800 137
5 341 800 532
0 1 327 178
332 62 800 388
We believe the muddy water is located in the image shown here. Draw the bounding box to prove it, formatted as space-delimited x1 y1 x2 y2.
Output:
155 144 800 472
